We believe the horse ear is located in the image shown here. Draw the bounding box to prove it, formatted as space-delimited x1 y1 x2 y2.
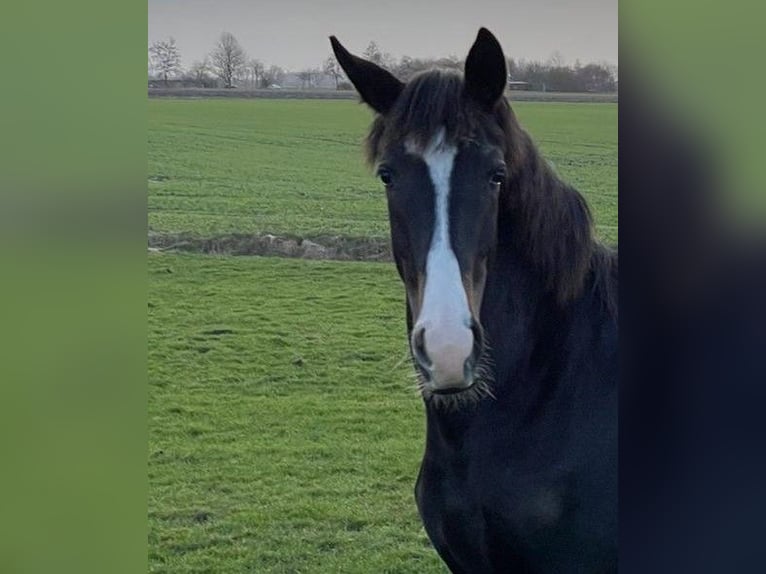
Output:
464 28 507 109
329 36 404 115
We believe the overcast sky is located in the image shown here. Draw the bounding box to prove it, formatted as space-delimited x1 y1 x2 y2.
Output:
149 0 617 71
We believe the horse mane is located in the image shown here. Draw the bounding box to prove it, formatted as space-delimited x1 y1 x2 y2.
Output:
365 69 616 311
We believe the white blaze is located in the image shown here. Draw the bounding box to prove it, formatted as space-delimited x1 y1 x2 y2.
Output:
407 130 474 388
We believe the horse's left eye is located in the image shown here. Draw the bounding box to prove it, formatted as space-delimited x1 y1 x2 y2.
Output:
490 168 507 186
377 167 393 187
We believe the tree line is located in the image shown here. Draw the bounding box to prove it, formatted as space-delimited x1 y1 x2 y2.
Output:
149 33 617 93
148 33 286 89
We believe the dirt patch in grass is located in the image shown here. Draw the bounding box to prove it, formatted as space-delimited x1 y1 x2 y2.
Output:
148 232 392 261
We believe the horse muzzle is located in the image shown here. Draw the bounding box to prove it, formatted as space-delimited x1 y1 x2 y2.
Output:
411 318 485 392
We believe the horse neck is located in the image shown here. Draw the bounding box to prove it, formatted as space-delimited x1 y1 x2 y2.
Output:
481 137 589 378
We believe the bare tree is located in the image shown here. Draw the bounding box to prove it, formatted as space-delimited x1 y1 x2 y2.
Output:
363 41 382 64
363 41 396 71
547 50 566 68
576 62 617 92
435 55 462 70
149 38 182 86
187 59 215 87
297 68 316 89
506 57 520 79
210 32 247 88
297 70 309 89
312 67 323 88
247 59 265 89
394 55 461 81
262 65 285 88
394 56 421 81
323 56 344 89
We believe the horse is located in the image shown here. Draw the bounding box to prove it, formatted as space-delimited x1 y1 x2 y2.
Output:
330 28 617 573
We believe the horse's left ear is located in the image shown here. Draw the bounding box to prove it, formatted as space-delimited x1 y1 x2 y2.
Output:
464 28 507 109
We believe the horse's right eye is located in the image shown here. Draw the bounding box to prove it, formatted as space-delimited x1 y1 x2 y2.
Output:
490 167 507 187
377 168 393 187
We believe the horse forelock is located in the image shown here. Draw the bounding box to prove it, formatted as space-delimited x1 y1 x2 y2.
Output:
365 69 508 165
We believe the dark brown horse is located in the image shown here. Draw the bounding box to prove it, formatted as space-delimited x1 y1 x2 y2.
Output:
331 28 617 573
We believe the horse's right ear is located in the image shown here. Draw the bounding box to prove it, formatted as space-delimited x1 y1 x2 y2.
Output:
464 28 507 110
329 36 404 115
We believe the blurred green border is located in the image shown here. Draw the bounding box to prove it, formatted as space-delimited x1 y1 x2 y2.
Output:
0 1 147 573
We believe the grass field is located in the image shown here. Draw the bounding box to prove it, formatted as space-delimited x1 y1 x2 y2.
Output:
149 255 444 572
148 98 617 572
148 99 617 244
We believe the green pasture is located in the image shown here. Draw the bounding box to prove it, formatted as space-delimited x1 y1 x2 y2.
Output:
149 254 444 572
148 97 617 572
148 98 617 244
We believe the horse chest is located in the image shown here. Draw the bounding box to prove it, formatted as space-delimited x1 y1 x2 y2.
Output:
415 450 573 573
414 413 619 574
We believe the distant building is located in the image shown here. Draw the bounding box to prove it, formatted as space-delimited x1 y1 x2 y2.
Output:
507 78 531 91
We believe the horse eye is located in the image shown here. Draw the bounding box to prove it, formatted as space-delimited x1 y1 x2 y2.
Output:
378 168 393 187
490 169 507 186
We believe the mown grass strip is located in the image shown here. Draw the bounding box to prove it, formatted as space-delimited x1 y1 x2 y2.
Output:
148 99 617 244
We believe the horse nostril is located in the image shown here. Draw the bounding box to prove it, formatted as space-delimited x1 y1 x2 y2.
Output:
462 320 484 382
470 320 484 356
411 326 432 370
